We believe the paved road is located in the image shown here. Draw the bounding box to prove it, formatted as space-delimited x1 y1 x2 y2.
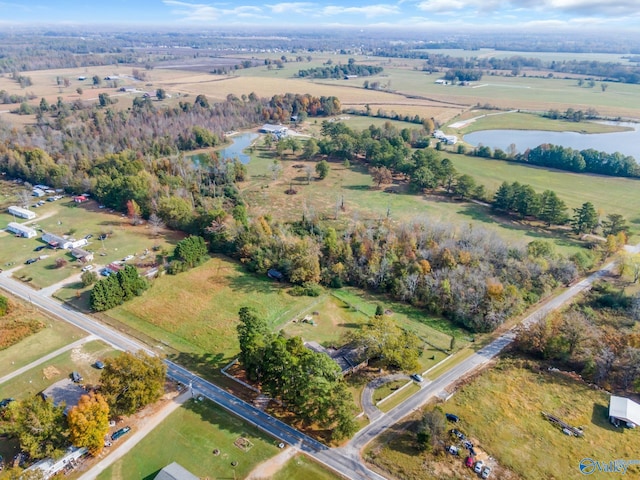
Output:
340 258 619 458
0 273 384 480
361 373 409 422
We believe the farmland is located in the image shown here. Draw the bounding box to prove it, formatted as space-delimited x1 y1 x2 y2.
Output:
365 359 640 480
96 398 281 480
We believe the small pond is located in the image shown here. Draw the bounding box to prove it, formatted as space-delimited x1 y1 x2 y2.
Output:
190 132 259 164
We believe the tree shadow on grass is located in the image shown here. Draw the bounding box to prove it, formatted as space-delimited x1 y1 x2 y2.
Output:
343 184 372 191
171 351 228 374
227 272 287 297
591 403 623 433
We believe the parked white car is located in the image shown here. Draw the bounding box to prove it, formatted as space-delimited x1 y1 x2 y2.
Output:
474 460 484 474
81 264 94 272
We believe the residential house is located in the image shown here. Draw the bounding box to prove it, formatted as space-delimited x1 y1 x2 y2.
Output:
7 222 37 238
8 205 36 220
154 462 199 480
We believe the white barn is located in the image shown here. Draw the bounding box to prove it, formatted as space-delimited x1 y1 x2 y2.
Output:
7 222 37 238
609 396 640 428
8 205 36 220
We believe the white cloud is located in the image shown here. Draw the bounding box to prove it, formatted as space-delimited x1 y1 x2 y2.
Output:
163 1 262 22
322 4 401 17
266 2 315 14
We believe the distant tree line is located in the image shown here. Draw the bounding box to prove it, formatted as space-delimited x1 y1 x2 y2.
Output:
297 59 383 79
519 144 639 178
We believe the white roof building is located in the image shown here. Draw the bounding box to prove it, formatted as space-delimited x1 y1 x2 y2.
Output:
609 395 640 427
25 446 87 478
260 124 288 135
7 222 37 238
8 205 36 220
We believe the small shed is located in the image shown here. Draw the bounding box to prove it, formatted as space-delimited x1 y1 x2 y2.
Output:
609 395 640 427
154 462 199 480
73 195 88 203
71 248 94 263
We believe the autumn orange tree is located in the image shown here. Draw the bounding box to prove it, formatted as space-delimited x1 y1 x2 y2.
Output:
67 392 110 455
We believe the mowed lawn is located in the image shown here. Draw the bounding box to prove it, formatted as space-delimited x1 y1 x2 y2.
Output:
0 340 117 400
272 454 344 480
104 256 318 365
0 313 87 377
97 398 280 480
366 360 640 480
0 199 182 288
446 152 640 227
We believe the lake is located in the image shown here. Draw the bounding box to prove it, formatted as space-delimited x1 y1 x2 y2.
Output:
190 132 259 164
464 122 640 161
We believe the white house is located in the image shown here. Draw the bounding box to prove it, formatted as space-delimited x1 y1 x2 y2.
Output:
8 205 36 220
32 188 46 197
433 130 458 145
7 222 37 238
260 124 288 136
25 446 87 478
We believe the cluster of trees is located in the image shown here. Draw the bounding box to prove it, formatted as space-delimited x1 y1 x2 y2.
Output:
297 59 383 79
543 107 599 122
519 144 639 178
493 182 569 224
168 235 209 274
0 352 165 466
443 69 483 82
89 265 148 312
237 307 357 440
346 316 422 370
514 281 640 392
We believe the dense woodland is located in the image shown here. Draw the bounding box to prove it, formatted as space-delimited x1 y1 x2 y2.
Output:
297 59 383 79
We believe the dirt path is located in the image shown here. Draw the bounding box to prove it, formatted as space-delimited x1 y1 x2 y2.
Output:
77 391 191 480
245 446 296 480
0 335 96 384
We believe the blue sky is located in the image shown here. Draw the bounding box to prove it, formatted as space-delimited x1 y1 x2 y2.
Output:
0 0 637 30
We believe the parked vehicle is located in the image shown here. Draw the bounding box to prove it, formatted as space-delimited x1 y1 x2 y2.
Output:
474 460 484 474
0 398 15 408
450 429 465 439
71 371 83 383
111 426 131 441
85 234 93 239
34 245 46 252
25 258 38 265
81 264 94 272
446 413 460 423
482 466 492 479
98 234 108 240
448 445 458 455
123 255 134 261
94 361 105 369
465 456 474 468
410 373 424 382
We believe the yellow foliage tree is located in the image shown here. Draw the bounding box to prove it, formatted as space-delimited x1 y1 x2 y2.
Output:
67 392 110 455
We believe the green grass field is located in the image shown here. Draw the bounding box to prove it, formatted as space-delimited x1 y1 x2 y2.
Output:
103 256 318 367
97 398 280 480
450 111 631 135
0 199 183 288
243 143 592 255
272 454 344 480
445 152 640 228
366 359 640 480
0 315 87 378
0 340 117 400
